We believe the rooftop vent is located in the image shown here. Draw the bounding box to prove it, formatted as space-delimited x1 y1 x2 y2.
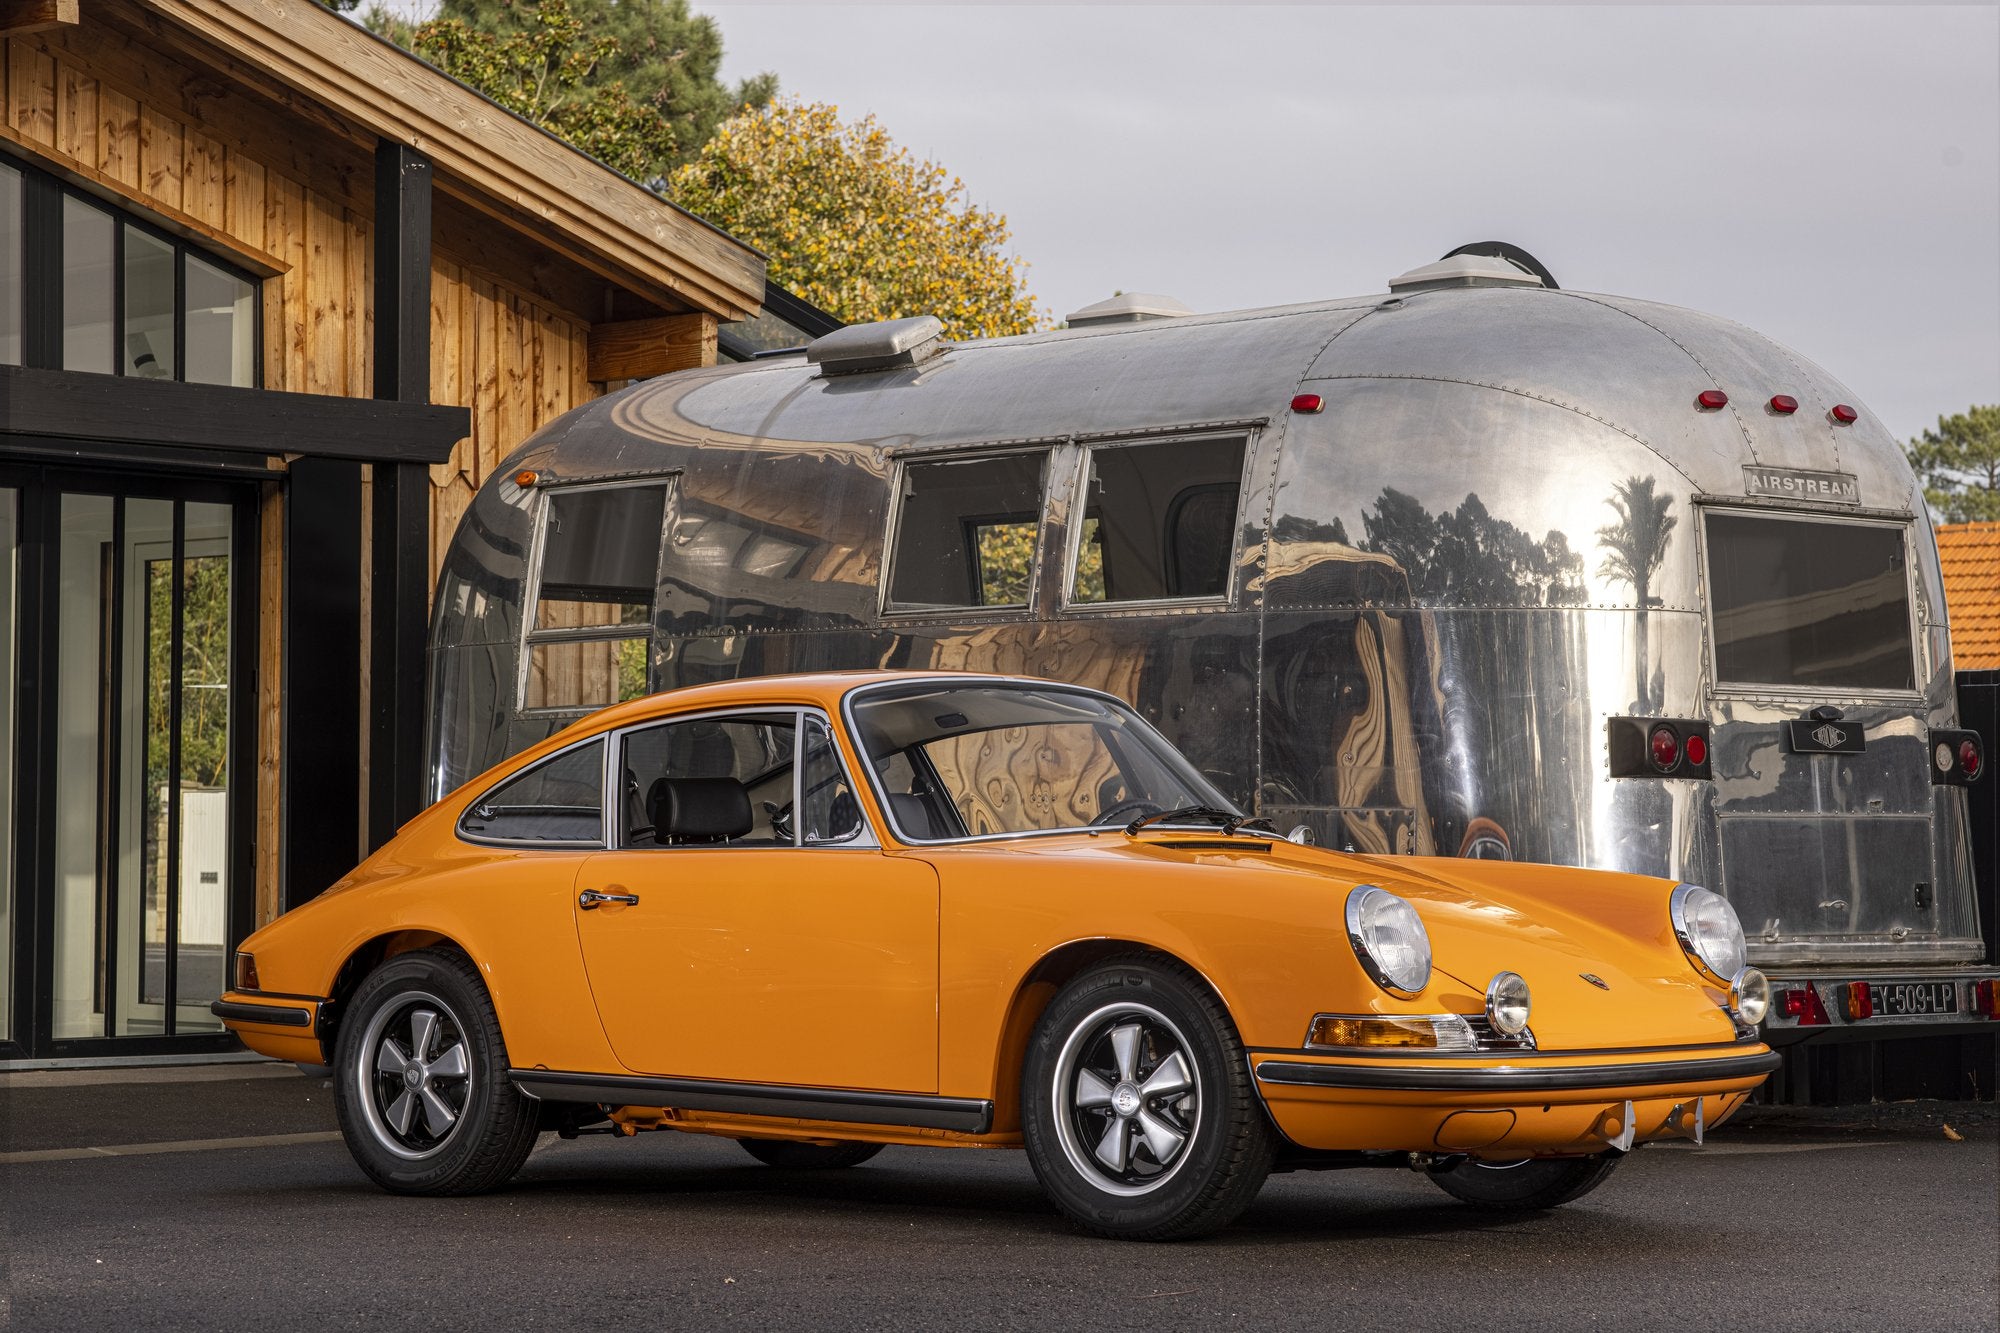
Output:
1064 292 1195 328
1388 242 1558 295
806 315 946 376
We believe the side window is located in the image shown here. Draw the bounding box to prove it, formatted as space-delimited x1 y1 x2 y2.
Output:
1071 437 1246 604
800 717 871 846
886 453 1048 611
524 483 668 711
619 714 797 848
460 739 605 844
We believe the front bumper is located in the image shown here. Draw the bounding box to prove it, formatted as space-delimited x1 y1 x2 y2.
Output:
1251 1041 1780 1157
211 992 325 1064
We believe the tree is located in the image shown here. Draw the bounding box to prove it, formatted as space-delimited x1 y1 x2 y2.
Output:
669 101 1043 339
1907 405 2000 523
353 0 774 183
1596 474 1677 709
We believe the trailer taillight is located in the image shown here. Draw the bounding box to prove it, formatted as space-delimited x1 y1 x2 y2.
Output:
1696 390 1729 410
1768 394 1798 414
1830 404 1858 425
1930 729 1984 786
1291 393 1324 414
1778 986 1829 1025
1607 717 1712 780
1841 981 1873 1021
1972 980 2000 1019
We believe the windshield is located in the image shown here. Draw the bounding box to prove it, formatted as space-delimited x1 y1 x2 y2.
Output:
847 681 1238 841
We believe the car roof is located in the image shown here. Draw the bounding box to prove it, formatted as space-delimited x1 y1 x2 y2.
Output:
566 669 1103 734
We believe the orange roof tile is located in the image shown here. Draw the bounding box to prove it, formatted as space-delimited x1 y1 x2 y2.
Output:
1938 522 2000 670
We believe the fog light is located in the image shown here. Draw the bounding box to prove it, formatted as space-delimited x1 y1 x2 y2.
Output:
1729 967 1770 1026
233 951 259 992
1486 971 1532 1036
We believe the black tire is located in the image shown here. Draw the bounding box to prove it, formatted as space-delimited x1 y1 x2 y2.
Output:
1021 955 1274 1240
737 1139 884 1170
331 947 540 1196
1427 1154 1621 1210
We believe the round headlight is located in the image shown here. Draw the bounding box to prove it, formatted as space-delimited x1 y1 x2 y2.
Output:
1729 967 1771 1026
1345 886 1432 996
1669 884 1746 982
1486 970 1532 1036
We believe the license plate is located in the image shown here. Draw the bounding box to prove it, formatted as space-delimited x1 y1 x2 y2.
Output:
1872 982 1959 1017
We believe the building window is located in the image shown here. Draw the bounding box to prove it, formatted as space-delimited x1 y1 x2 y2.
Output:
523 482 670 712
885 452 1049 611
0 156 259 386
1069 436 1245 605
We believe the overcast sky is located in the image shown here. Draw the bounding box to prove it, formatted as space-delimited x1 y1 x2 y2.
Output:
689 2 1997 444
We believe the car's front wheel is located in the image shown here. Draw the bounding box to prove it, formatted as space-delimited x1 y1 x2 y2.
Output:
1427 1154 1621 1210
332 948 540 1195
1022 956 1274 1240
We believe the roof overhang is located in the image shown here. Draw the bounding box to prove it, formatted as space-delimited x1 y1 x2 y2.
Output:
128 0 766 323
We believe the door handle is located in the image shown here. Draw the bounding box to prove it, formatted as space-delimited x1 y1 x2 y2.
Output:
579 888 641 910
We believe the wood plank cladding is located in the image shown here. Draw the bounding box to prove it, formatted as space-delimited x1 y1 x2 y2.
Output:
587 314 718 382
0 0 77 38
136 0 764 322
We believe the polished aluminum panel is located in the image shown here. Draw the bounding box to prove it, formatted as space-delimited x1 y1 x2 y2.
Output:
428 282 1978 973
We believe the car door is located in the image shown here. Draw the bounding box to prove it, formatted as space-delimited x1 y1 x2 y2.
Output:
573 709 940 1092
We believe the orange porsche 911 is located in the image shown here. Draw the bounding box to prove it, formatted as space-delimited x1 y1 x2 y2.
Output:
215 671 1779 1240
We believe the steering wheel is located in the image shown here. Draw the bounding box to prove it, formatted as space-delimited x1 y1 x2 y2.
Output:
1091 799 1166 827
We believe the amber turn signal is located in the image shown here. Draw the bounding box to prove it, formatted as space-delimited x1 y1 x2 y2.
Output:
233 951 260 992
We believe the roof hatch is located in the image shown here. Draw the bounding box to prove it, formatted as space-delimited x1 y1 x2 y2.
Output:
1388 242 1558 295
1064 293 1195 328
806 315 946 376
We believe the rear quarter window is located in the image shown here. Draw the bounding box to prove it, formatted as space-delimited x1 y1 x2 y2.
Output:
459 738 606 844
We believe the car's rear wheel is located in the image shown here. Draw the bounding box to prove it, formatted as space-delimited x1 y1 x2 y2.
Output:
1427 1154 1621 1210
332 948 539 1195
737 1139 884 1170
1022 955 1274 1241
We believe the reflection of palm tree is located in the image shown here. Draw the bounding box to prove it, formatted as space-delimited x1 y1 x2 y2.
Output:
1596 476 1677 707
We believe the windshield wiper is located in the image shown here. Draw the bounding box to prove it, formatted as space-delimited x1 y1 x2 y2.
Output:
1125 806 1278 837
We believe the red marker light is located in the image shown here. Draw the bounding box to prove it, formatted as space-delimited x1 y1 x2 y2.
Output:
1696 390 1729 410
1779 987 1830 1025
1684 733 1708 768
1291 393 1324 414
1830 404 1858 425
1769 394 1798 414
1649 724 1680 772
1961 740 1982 779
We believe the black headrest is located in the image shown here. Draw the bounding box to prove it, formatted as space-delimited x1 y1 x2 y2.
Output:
649 777 753 843
887 793 936 841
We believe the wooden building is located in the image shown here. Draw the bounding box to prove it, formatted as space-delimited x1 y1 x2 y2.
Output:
0 0 778 1060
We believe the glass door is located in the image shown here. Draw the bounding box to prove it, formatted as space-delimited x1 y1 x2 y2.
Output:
47 488 244 1042
0 485 15 1046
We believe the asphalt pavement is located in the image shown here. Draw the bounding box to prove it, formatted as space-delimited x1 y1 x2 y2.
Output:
2 1063 1995 1332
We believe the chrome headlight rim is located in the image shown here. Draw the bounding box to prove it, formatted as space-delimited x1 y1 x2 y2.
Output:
1728 966 1771 1026
1484 970 1532 1037
1344 885 1433 999
1669 883 1747 985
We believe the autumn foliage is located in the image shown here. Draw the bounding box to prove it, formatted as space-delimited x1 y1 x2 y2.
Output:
669 101 1043 340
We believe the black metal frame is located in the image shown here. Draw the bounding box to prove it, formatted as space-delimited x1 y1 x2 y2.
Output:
4 153 264 386
0 461 257 1060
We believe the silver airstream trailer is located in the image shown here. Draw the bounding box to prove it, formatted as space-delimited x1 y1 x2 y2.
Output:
427 245 1996 1042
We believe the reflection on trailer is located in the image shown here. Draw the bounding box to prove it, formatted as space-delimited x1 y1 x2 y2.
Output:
427 244 1994 1041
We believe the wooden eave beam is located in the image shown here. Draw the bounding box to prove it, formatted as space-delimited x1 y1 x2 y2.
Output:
0 0 78 37
132 0 766 323
587 314 717 382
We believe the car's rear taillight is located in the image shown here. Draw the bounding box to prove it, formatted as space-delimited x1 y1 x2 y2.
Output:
233 952 259 992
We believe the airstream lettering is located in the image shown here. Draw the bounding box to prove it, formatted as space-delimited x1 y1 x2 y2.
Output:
426 246 1996 1044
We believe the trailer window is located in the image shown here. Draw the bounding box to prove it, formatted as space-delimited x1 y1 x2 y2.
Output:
1071 437 1244 604
887 453 1048 610
1704 512 1915 692
525 482 668 710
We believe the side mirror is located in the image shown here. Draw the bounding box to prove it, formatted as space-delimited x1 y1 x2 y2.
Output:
1286 825 1315 846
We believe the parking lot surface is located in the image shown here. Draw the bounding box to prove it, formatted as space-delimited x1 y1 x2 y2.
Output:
3 1065 1995 1332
